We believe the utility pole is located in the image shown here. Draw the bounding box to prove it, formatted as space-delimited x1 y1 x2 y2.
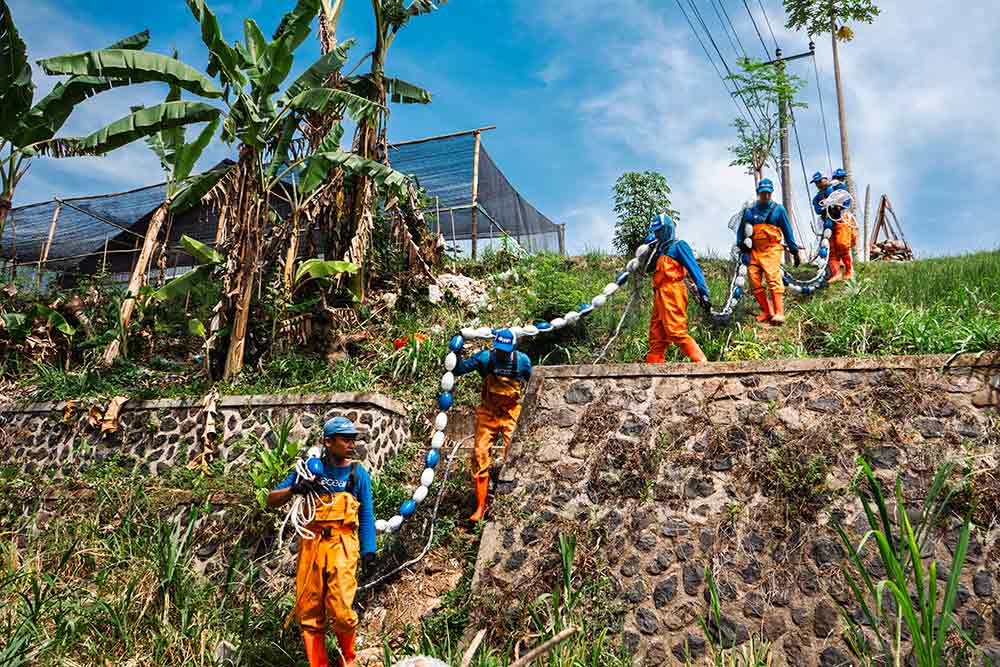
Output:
777 55 793 225
762 44 815 226
830 12 857 209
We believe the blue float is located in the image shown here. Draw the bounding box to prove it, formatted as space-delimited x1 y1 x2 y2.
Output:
307 457 325 476
448 335 464 352
615 271 630 286
733 287 743 299
824 220 834 230
535 321 552 331
438 392 454 410
783 274 791 286
579 303 592 313
425 449 440 468
741 253 751 266
802 286 813 295
819 247 828 259
400 499 417 517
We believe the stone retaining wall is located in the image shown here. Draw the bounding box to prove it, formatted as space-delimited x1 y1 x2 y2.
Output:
0 392 409 475
472 353 1000 667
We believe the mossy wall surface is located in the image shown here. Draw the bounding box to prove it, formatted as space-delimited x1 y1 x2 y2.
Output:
473 354 1000 667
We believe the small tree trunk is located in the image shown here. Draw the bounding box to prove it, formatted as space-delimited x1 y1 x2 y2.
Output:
0 198 10 254
283 209 301 291
831 13 858 209
102 203 169 366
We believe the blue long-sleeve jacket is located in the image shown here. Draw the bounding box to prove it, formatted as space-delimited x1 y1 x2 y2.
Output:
737 202 799 254
656 239 710 297
454 349 532 383
275 462 376 555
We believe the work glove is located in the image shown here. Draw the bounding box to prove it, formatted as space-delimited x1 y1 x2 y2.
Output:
697 288 712 310
291 477 325 496
793 251 802 268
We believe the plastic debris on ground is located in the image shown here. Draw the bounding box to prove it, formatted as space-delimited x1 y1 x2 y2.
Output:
430 274 488 311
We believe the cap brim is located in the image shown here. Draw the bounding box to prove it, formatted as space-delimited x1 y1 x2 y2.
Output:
494 341 515 352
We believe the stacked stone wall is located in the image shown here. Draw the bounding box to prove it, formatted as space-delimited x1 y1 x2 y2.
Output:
0 392 409 475
473 354 1000 667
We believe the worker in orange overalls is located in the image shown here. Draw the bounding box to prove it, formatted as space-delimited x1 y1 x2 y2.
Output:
737 179 801 325
454 329 532 522
645 213 711 363
268 417 376 667
825 168 857 282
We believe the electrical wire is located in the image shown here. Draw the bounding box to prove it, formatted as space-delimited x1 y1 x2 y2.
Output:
685 0 767 132
789 104 820 235
812 53 835 173
717 0 749 58
675 0 755 129
741 0 771 58
710 0 742 59
756 0 780 50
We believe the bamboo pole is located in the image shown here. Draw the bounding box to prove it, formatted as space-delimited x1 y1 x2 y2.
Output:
388 125 496 148
36 202 62 288
862 184 871 262
509 627 578 667
102 204 169 366
470 131 482 259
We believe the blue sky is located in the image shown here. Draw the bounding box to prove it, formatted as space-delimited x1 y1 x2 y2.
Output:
12 0 1000 257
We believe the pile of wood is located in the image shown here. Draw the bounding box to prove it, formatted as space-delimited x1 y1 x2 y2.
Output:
870 238 913 261
867 194 913 261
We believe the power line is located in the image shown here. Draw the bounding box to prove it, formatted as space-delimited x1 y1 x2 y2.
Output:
685 0 767 131
789 104 820 235
710 0 742 59
741 0 770 58
674 0 755 129
756 0 780 50
718 0 749 58
812 53 834 173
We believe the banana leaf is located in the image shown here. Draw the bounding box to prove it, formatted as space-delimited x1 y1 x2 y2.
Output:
14 31 154 147
173 115 219 183
294 258 358 286
303 150 410 199
277 38 355 107
152 265 215 302
169 163 233 214
286 87 381 122
35 101 221 158
298 121 344 192
185 0 244 85
38 49 223 99
272 0 321 53
179 234 224 265
0 0 34 138
407 0 448 17
384 76 431 104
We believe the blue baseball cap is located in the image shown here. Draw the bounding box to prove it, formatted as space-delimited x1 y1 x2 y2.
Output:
810 171 826 185
493 328 516 353
756 178 774 194
323 416 359 438
832 168 847 179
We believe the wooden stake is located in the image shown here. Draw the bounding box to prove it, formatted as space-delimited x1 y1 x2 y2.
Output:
558 223 566 256
37 202 61 288
460 629 487 667
509 627 578 667
470 130 481 260
102 204 169 366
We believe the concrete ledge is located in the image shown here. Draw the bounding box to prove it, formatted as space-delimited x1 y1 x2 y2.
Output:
0 391 408 417
534 352 1000 381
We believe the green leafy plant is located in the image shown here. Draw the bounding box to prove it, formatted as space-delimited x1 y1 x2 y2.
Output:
612 171 679 257
696 568 772 667
248 417 304 509
835 459 979 666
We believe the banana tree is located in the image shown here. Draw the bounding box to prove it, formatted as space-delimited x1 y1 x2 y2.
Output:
49 0 414 380
0 1 220 261
332 0 442 270
101 73 223 366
